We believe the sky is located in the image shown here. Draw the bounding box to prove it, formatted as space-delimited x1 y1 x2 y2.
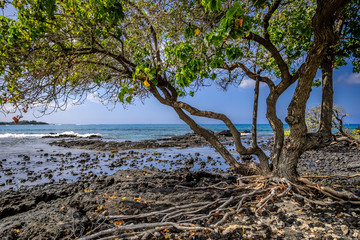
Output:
1 6 360 125
1 64 359 125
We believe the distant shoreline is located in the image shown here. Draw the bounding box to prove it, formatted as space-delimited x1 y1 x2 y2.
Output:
0 120 49 125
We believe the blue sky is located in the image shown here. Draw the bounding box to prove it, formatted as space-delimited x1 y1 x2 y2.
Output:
1 64 359 125
1 7 360 125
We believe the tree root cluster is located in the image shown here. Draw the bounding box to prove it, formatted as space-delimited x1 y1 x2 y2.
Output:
78 176 360 240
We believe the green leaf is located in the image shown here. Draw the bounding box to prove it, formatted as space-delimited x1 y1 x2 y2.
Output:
210 73 217 80
118 87 128 103
144 68 150 74
226 45 243 61
312 79 321 88
184 24 197 38
94 77 101 86
202 0 221 12
125 96 132 103
226 6 237 19
151 78 158 86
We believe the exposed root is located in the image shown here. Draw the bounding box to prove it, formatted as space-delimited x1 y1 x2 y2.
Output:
79 222 214 240
303 173 360 178
174 181 235 191
333 136 360 148
78 176 360 240
298 177 360 201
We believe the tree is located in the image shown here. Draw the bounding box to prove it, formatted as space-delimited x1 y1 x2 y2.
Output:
306 104 356 138
0 0 352 181
3 1 360 238
318 0 360 142
306 105 360 145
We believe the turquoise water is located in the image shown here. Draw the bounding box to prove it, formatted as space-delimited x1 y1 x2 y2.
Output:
0 123 358 141
0 123 276 141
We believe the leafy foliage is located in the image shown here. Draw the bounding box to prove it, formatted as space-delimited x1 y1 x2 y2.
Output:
0 0 148 117
0 0 321 117
336 0 360 72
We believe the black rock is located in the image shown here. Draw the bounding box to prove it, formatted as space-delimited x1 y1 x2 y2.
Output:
216 130 232 137
184 158 194 170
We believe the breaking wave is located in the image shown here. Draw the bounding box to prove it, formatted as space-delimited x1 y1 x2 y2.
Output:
0 131 101 139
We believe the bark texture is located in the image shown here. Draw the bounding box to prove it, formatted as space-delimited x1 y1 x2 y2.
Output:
273 0 349 180
319 49 335 142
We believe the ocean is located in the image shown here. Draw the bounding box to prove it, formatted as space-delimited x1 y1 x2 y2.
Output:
0 123 275 141
0 124 275 156
0 124 358 190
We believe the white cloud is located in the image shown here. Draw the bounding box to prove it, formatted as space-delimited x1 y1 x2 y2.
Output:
239 78 255 88
238 78 267 88
345 73 360 84
1 103 16 112
86 92 100 103
30 99 80 113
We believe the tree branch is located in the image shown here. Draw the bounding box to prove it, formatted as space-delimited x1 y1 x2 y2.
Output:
149 86 261 175
263 0 282 40
124 0 162 64
251 76 260 148
244 32 291 82
220 62 275 90
173 101 246 150
75 60 129 75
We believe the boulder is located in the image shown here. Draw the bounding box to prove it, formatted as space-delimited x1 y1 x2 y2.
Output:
216 130 232 137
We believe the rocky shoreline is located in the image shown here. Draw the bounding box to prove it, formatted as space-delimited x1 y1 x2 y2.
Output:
48 130 252 151
0 134 359 239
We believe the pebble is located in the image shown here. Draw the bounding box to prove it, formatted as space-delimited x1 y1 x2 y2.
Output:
353 229 360 238
340 225 349 235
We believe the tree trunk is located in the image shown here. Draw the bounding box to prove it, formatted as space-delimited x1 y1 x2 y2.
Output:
251 76 271 174
274 139 304 180
271 0 349 180
266 92 284 170
317 49 335 144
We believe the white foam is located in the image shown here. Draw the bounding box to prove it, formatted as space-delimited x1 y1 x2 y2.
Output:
241 132 251 136
0 133 47 138
0 131 101 139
